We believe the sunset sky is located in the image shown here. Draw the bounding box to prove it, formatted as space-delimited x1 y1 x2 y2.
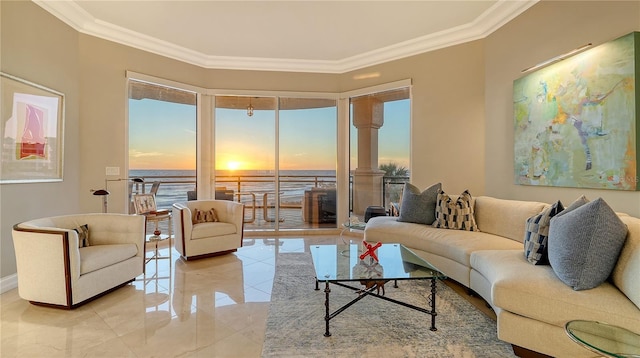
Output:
129 98 409 171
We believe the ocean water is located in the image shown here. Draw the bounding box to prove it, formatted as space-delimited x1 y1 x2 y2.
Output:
129 169 336 210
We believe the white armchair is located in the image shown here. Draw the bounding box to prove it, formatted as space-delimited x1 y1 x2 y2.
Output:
12 213 146 309
173 200 244 260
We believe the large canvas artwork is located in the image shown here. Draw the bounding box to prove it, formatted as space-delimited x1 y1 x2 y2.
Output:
514 32 639 190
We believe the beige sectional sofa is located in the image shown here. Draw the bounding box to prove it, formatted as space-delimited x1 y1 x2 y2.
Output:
364 196 640 358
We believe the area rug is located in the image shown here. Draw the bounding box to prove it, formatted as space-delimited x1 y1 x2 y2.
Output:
261 253 515 358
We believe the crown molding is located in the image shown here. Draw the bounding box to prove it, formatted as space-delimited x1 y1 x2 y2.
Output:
33 0 538 74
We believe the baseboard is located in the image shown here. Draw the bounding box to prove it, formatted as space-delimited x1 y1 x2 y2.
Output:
1 274 18 294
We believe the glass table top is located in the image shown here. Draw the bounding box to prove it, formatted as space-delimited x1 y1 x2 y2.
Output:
565 320 640 358
310 243 445 282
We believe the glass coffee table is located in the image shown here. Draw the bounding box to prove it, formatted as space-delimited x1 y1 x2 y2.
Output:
311 242 446 337
565 320 640 357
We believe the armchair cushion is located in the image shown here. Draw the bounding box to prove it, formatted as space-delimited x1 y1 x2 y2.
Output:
192 222 237 240
79 244 138 275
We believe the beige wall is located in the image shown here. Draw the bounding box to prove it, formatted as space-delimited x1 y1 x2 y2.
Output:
340 40 486 195
1 0 81 278
1 0 638 282
484 1 640 216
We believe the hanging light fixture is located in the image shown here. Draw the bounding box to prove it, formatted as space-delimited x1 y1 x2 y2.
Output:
247 97 254 117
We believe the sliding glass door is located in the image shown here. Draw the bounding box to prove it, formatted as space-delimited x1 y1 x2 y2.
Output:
214 95 337 231
278 98 337 229
214 96 277 229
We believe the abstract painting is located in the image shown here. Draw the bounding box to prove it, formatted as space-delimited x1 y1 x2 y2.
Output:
1 73 65 183
514 32 638 190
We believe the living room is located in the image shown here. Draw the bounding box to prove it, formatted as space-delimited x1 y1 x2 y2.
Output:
1 0 639 356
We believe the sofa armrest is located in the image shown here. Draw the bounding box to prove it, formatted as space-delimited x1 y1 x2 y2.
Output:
12 226 79 306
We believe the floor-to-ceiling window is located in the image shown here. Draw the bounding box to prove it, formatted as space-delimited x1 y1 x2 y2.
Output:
125 75 409 231
349 85 411 219
128 80 197 212
214 96 277 229
278 97 337 230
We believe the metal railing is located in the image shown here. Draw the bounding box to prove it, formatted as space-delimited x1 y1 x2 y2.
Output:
129 173 408 225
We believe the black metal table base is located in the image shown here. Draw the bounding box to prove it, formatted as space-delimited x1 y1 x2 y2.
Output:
314 278 438 337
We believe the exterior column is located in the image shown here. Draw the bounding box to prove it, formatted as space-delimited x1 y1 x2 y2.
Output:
352 97 385 216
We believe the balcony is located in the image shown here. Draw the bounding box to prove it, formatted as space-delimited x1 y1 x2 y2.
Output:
129 173 408 231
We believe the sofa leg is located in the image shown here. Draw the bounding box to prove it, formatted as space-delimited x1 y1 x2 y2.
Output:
511 345 553 358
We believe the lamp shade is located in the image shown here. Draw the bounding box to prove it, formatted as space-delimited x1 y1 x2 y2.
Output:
92 189 110 196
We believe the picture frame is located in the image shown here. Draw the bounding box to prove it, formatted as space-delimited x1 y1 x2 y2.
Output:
133 194 157 214
1 72 65 184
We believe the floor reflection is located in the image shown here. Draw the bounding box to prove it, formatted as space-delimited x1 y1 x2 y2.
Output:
0 234 351 357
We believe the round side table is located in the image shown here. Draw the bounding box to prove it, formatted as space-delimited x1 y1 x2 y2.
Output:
565 320 640 357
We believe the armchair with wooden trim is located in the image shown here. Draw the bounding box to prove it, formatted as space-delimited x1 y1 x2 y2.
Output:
172 200 244 260
12 213 146 309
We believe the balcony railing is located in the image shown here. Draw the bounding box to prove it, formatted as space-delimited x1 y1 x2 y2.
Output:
129 173 408 229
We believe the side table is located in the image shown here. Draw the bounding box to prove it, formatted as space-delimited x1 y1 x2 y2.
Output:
143 211 172 264
565 320 640 357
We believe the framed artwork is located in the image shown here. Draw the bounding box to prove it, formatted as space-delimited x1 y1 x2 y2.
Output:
1 72 65 184
513 32 639 191
133 194 157 214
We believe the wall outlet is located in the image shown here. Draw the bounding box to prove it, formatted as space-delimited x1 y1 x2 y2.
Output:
105 166 120 176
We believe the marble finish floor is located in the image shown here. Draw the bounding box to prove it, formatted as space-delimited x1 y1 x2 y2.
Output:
1 234 496 357
0 235 345 357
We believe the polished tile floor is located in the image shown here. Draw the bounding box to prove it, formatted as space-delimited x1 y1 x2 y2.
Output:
0 235 346 357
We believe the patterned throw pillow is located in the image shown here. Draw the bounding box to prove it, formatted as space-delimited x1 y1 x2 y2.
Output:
432 189 479 231
194 208 219 224
397 182 441 225
74 224 90 248
523 200 564 265
548 197 628 290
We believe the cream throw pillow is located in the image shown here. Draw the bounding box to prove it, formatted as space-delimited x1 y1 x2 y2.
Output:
194 208 219 224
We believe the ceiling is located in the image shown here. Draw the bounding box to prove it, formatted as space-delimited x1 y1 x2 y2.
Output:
33 0 538 73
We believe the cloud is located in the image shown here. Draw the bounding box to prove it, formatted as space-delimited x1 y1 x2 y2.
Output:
129 149 164 158
294 152 307 157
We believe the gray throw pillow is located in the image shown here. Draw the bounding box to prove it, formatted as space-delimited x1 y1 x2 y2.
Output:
397 183 441 225
548 197 628 290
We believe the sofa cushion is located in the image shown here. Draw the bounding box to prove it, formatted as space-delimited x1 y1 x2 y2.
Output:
523 200 564 265
548 197 628 291
366 216 520 268
79 244 138 275
74 224 90 248
470 250 640 331
192 222 236 240
474 196 548 242
432 189 479 231
611 215 640 309
397 182 441 225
